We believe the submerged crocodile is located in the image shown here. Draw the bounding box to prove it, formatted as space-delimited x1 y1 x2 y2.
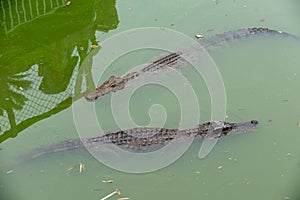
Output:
24 120 259 160
85 27 299 101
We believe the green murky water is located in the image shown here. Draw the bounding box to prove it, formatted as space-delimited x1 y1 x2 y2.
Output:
1 0 300 199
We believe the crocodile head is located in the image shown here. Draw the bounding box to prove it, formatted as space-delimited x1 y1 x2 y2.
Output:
85 72 139 101
85 75 126 101
203 120 259 138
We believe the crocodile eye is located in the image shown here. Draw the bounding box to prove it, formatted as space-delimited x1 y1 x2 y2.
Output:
221 126 231 135
251 120 258 124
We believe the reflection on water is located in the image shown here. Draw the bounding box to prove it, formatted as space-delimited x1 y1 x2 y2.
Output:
0 0 119 142
0 70 31 134
1 0 66 34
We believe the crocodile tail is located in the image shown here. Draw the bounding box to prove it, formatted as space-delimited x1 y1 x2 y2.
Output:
20 138 85 161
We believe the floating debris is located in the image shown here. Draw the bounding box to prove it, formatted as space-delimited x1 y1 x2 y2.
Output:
65 164 77 173
100 188 121 200
19 86 24 91
168 171 174 177
91 44 99 49
102 179 114 183
65 1 71 6
195 34 204 39
297 122 300 127
118 198 130 200
79 162 84 173
217 165 223 170
260 18 265 22
65 162 84 173
243 179 250 185
6 170 13 174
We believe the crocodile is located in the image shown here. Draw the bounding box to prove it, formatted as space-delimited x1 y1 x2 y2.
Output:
85 27 299 101
23 120 259 160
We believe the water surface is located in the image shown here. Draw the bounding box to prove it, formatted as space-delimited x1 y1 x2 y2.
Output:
1 0 300 199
